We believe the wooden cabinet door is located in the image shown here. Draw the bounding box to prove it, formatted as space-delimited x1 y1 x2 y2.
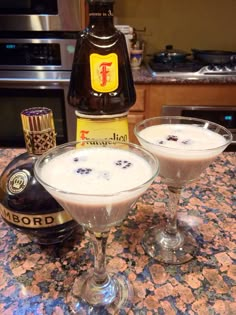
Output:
128 113 145 144
128 84 149 143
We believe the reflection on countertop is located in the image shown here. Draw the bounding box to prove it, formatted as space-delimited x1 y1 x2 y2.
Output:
0 148 235 314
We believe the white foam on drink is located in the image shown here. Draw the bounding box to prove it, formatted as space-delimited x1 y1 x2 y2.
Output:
138 124 227 184
40 146 153 195
139 124 226 156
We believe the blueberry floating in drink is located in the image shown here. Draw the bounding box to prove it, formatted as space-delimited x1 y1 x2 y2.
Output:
115 160 132 169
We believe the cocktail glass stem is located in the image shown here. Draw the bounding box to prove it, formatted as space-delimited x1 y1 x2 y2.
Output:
142 185 198 264
80 230 117 306
90 230 109 284
161 187 184 249
166 187 180 234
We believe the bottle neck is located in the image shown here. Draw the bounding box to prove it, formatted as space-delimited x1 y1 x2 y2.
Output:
88 3 115 35
24 130 56 156
21 107 56 156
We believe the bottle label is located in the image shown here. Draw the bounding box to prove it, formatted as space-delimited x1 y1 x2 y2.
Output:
90 53 119 93
8 170 30 194
76 116 129 143
0 205 73 228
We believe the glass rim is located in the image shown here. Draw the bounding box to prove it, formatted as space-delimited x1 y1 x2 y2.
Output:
134 115 233 152
34 139 159 198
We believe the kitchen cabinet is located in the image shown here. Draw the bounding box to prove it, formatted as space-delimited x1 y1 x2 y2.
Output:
128 82 236 144
128 84 150 143
146 83 236 117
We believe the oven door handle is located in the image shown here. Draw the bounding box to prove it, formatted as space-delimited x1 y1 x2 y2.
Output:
0 72 71 85
0 79 69 85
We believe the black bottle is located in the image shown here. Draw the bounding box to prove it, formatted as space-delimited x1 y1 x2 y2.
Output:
68 0 136 142
0 107 78 245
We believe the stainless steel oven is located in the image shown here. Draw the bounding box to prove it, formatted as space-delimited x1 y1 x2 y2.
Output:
0 0 86 31
0 0 87 147
162 105 236 151
0 36 77 147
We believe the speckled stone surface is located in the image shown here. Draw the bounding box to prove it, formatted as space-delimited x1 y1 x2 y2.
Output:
132 65 236 84
0 148 235 315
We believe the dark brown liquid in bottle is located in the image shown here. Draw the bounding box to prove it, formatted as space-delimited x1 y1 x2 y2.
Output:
68 1 136 115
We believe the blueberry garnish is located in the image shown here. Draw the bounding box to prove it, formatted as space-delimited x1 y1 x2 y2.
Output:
73 156 87 162
76 168 92 175
158 140 165 145
167 135 178 141
115 160 132 169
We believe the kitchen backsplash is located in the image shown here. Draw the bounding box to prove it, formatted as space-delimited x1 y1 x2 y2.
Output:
114 0 236 55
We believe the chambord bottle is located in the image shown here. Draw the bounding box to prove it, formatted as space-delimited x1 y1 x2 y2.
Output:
0 107 78 244
68 0 136 142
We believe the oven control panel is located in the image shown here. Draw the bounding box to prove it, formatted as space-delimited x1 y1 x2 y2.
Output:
0 43 61 66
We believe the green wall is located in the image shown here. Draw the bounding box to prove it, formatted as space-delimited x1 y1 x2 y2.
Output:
114 0 236 55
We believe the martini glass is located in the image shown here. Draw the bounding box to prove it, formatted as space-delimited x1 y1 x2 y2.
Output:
34 140 159 314
134 116 232 264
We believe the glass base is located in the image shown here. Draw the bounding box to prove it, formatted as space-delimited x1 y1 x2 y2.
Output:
142 225 199 264
65 273 133 314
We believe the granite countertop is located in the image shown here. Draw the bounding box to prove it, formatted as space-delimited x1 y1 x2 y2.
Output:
0 149 235 315
132 64 236 84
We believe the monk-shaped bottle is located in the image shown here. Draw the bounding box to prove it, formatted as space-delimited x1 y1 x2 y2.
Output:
68 0 136 142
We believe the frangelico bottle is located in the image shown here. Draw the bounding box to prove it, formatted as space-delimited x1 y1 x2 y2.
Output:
0 107 78 245
68 0 136 142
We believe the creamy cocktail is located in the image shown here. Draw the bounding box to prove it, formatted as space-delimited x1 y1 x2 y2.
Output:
138 123 227 186
135 116 232 264
34 140 159 314
38 146 155 232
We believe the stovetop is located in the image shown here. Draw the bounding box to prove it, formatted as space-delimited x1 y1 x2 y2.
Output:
148 59 236 77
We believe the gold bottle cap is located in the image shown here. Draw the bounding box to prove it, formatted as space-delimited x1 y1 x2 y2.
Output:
21 107 56 155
